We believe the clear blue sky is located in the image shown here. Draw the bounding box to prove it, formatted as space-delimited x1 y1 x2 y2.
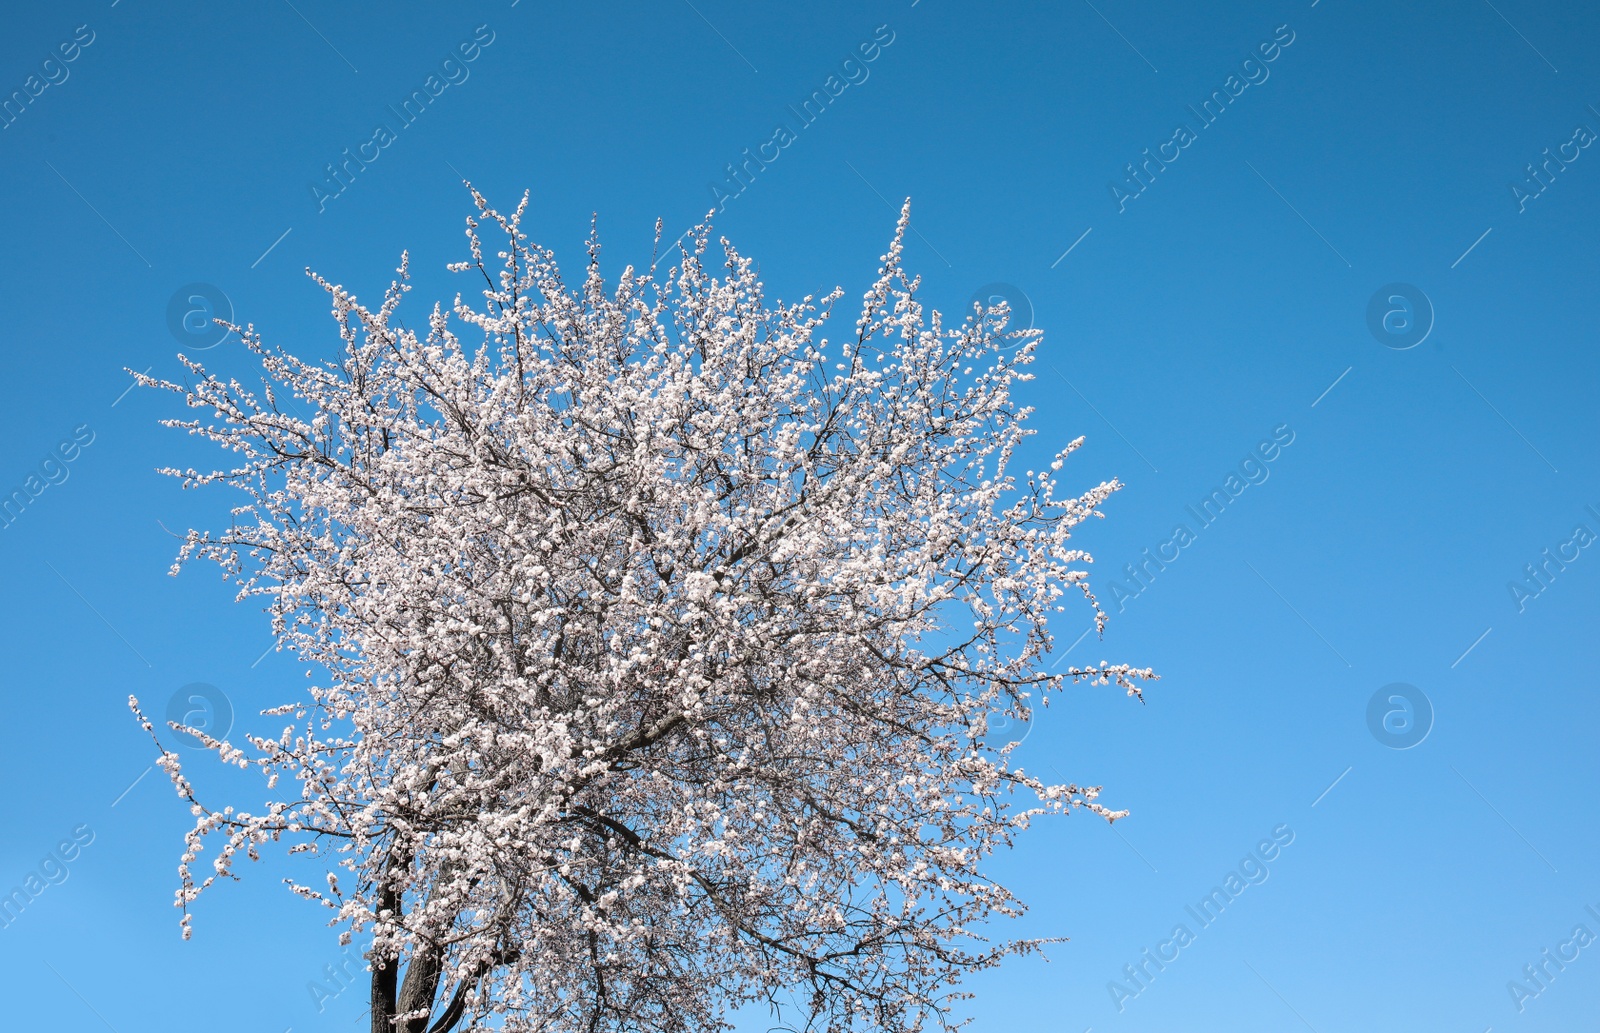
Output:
1 1 1597 1030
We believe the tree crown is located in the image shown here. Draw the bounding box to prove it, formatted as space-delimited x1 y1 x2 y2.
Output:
133 191 1153 1033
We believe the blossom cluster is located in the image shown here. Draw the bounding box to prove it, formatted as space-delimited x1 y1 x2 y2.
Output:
134 192 1152 1033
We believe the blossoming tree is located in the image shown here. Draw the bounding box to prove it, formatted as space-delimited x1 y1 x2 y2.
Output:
133 191 1153 1033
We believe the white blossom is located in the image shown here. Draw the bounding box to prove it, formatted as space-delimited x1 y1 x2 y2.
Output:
133 190 1155 1033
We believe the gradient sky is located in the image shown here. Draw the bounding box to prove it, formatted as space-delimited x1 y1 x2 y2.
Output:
2 1 1597 1030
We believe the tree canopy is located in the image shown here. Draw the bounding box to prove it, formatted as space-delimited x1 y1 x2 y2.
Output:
133 191 1153 1033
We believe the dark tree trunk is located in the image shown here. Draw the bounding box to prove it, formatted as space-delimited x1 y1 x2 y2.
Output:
396 939 445 1032
370 952 398 1032
370 877 402 1032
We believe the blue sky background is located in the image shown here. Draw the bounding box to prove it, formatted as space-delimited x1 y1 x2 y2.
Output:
2 1 1597 1030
